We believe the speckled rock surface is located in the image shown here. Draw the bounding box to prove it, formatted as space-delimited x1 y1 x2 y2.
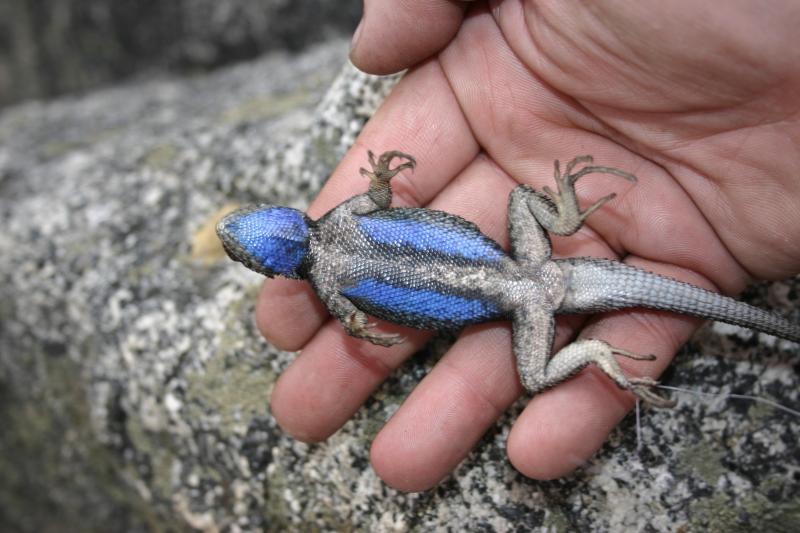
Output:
1 39 799 532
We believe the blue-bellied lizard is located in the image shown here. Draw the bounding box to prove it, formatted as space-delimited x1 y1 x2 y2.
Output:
217 150 800 407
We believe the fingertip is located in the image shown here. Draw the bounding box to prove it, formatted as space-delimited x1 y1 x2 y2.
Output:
255 278 328 351
370 325 521 491
350 0 467 75
506 373 631 480
270 319 429 445
269 361 337 443
270 402 329 444
370 427 446 492
368 376 473 492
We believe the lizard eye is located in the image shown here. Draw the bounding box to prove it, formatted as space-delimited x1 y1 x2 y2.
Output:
216 205 310 279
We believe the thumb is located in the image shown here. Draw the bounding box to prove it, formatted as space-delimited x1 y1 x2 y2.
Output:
350 0 471 75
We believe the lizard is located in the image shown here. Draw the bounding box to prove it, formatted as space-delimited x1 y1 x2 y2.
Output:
216 150 800 407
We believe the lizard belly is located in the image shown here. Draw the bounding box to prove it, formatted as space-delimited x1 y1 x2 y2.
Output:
339 257 509 331
314 206 518 330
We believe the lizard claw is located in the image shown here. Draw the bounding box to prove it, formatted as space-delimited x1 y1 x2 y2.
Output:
361 149 417 208
530 156 638 236
360 150 416 183
563 155 637 185
611 347 657 362
344 311 406 347
628 377 676 408
366 332 406 347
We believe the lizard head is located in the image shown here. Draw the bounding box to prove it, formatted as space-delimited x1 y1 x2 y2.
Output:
216 204 311 279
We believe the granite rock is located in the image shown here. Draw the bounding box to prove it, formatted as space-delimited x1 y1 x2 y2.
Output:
0 0 361 108
1 38 799 532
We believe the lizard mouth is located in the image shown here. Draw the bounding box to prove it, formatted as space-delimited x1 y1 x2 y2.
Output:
215 213 248 265
215 209 278 278
219 237 236 262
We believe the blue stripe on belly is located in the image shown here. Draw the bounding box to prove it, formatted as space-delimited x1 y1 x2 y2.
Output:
341 279 499 325
357 216 504 263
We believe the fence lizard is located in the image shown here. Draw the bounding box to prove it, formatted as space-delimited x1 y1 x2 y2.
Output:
217 150 800 406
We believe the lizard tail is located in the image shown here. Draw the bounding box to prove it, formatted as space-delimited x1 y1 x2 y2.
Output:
555 258 800 343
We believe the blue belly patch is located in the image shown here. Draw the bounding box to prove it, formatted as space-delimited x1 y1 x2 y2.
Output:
357 210 505 264
341 278 500 328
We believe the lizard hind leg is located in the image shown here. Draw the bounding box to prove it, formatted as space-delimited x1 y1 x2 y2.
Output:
527 155 638 236
512 306 674 407
547 340 674 407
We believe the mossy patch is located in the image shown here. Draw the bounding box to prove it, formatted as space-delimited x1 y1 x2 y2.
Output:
185 304 277 437
144 143 179 169
676 441 727 484
191 203 241 265
689 490 800 532
220 92 313 125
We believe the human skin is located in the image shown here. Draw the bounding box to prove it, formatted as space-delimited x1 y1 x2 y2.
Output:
256 0 800 491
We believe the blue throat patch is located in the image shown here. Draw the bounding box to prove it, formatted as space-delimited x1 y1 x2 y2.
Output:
227 206 309 277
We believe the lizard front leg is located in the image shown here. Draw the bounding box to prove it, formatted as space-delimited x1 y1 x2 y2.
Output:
316 281 405 347
359 150 416 210
526 155 637 236
337 150 416 217
343 308 405 347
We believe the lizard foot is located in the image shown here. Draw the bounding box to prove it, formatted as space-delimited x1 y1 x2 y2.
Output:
526 339 673 408
360 150 416 208
596 343 673 407
529 155 637 236
359 150 416 184
628 377 677 408
608 346 657 362
344 311 405 347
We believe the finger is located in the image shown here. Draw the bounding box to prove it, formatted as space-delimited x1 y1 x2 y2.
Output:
256 59 480 350
270 153 513 442
350 0 469 75
506 258 718 480
255 279 327 352
271 319 430 441
367 295 590 490
371 323 519 491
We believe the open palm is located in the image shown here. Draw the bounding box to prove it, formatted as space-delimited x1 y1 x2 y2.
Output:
257 0 800 490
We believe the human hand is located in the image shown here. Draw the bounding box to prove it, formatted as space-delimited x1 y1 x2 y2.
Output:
258 0 800 490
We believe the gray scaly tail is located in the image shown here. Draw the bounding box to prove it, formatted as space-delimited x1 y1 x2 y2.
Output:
556 258 800 343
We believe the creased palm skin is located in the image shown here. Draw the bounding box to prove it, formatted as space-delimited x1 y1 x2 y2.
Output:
258 0 800 490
